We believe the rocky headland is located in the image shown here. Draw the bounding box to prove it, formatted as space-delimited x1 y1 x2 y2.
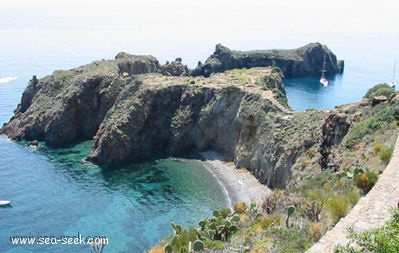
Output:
2 43 397 193
191 42 344 77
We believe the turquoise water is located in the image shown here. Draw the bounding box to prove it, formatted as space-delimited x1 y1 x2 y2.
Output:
0 4 398 253
0 139 227 252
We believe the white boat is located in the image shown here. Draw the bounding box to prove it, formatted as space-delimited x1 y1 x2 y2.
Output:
0 200 11 206
0 76 18 84
320 54 329 86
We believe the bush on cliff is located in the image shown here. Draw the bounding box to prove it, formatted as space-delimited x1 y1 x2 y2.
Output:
334 208 399 253
353 169 378 194
344 105 398 148
380 147 394 163
364 83 395 100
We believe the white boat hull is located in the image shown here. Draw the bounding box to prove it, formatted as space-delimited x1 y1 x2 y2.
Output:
0 200 11 206
320 77 329 86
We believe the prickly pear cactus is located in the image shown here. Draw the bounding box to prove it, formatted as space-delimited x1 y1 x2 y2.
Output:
193 239 205 252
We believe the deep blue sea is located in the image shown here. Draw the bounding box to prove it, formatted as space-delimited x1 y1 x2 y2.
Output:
0 4 398 253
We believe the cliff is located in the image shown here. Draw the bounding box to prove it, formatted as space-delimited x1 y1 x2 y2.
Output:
0 54 161 145
8 45 396 190
191 43 344 78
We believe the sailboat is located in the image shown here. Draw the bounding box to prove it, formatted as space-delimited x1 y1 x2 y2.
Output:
320 54 329 87
391 60 397 89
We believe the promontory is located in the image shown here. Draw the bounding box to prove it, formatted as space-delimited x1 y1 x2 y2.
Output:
3 42 394 191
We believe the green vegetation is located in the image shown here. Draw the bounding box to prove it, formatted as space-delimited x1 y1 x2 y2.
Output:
55 70 74 85
217 85 242 93
164 209 240 252
380 147 394 163
154 169 365 252
334 208 399 253
363 83 395 100
374 143 383 153
344 106 398 148
229 68 259 84
286 206 296 228
353 169 379 194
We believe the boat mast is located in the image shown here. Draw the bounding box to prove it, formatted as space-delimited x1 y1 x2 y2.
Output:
321 54 327 78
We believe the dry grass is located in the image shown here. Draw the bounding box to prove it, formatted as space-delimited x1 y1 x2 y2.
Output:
147 245 165 253
234 202 247 213
309 222 323 242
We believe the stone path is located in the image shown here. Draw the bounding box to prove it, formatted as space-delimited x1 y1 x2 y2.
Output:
306 133 399 252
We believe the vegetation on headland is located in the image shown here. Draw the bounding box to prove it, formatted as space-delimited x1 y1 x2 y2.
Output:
147 83 399 253
147 169 362 253
334 208 399 253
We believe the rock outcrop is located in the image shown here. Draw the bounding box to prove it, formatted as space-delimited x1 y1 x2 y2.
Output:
161 58 190 76
0 55 160 145
191 43 344 78
7 45 388 190
115 52 161 76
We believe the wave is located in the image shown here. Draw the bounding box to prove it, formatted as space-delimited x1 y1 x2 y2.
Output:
0 76 18 84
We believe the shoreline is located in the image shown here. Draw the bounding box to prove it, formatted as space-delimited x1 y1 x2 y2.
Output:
197 151 271 208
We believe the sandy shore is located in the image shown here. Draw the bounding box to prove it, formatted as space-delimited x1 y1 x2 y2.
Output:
197 151 271 208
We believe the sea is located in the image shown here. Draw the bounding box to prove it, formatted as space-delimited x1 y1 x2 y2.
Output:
0 2 398 252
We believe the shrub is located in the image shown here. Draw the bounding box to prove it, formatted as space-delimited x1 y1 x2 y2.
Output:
262 189 285 214
380 147 393 162
354 169 378 194
234 202 247 214
374 143 383 153
363 83 394 100
334 208 399 253
309 222 323 242
271 225 313 253
301 160 310 169
344 190 361 206
307 147 316 158
304 201 323 222
260 215 281 229
344 107 395 148
253 237 273 252
326 195 350 221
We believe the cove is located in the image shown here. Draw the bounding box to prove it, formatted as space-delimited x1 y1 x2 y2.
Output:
0 138 228 252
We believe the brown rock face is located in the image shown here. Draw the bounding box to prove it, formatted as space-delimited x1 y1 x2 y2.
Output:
0 54 160 145
87 86 246 166
191 43 344 78
319 112 351 170
161 58 190 76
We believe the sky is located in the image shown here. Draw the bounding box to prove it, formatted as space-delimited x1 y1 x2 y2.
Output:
1 0 398 35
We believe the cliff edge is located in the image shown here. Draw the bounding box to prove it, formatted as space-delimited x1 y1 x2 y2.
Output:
0 44 366 190
191 42 344 77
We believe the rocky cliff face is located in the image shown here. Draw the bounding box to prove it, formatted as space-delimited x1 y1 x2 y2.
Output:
191 43 344 78
9 46 397 190
0 54 160 145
